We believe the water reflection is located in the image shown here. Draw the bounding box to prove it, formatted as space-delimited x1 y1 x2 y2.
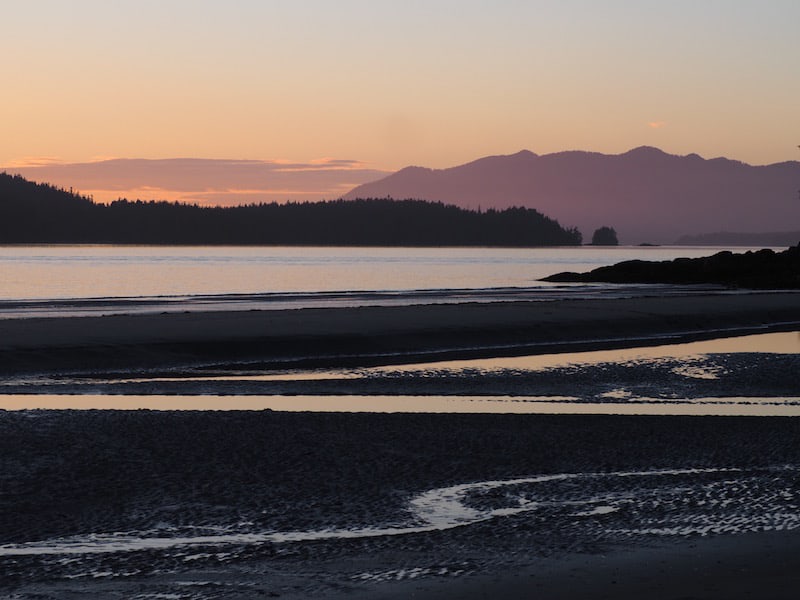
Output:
115 331 800 386
2 331 797 415
1 394 799 415
376 330 800 375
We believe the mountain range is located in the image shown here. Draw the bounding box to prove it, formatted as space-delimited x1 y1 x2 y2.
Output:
344 147 800 245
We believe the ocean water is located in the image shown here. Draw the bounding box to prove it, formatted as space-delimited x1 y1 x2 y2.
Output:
0 244 773 317
0 244 767 301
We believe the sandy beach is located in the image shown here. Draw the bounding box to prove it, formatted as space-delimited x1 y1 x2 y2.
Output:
1 291 798 375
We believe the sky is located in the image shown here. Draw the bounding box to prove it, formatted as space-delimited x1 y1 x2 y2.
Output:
2 0 799 204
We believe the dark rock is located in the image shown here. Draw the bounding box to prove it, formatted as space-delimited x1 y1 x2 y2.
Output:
542 244 800 289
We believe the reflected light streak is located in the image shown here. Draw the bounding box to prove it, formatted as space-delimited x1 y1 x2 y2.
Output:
378 331 800 374
1 395 799 416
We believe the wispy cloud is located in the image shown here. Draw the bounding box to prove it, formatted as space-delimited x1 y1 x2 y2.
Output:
4 156 67 168
2 158 390 205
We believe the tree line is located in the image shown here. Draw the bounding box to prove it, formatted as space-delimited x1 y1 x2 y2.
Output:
0 172 583 246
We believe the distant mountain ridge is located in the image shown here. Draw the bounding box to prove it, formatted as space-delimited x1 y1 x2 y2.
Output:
344 147 800 244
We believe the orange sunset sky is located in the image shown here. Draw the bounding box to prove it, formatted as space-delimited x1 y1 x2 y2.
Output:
2 1 799 205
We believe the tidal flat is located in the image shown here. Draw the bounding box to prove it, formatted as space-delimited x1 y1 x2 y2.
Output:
1 411 799 599
1 293 799 598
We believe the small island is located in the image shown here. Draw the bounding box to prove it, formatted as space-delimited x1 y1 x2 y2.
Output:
542 244 800 289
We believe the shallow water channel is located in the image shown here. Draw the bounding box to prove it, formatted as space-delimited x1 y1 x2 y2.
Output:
2 330 798 415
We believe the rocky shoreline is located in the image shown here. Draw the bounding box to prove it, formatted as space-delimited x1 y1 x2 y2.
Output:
542 244 800 288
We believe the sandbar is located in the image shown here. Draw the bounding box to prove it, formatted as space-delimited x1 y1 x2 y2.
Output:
0 291 798 374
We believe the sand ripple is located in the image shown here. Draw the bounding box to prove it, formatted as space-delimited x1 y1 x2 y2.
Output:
2 466 796 558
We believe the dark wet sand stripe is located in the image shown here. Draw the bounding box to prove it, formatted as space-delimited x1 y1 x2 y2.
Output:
0 292 798 374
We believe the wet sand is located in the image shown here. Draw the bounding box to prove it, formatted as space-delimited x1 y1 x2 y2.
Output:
356 530 800 600
1 411 799 598
2 293 799 598
1 291 799 374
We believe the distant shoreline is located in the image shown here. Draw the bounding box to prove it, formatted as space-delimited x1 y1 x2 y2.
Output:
0 175 583 245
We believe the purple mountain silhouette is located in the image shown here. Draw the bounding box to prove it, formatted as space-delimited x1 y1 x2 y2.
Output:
344 147 800 244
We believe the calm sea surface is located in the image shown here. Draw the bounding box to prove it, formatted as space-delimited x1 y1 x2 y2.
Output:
0 244 771 302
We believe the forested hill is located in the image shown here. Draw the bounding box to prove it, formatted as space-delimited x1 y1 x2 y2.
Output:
0 173 582 246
